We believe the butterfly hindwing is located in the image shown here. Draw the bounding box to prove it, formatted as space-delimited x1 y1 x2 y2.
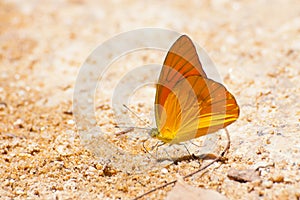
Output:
156 76 239 144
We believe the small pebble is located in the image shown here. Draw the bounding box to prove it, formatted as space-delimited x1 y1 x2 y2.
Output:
262 180 273 189
67 120 75 125
161 168 168 174
271 174 284 183
15 188 25 195
95 163 103 170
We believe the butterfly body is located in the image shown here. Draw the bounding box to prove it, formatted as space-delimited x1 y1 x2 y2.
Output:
151 35 239 144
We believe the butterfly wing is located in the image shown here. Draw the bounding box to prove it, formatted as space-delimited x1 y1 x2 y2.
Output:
154 35 239 144
155 35 207 124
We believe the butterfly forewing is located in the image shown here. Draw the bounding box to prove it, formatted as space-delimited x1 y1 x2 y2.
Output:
155 35 207 116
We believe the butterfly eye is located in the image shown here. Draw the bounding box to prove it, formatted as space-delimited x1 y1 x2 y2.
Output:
149 128 159 138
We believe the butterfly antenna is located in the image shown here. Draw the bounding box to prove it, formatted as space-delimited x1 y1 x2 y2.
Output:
115 126 152 136
122 104 152 128
115 125 151 131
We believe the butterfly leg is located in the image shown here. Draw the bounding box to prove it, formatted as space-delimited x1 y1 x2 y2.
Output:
189 140 203 148
142 140 168 161
169 143 198 164
154 141 167 160
142 138 159 160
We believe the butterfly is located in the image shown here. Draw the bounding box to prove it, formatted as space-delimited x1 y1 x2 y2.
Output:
149 35 239 144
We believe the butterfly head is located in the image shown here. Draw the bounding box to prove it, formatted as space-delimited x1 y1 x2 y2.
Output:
149 128 159 138
149 128 174 143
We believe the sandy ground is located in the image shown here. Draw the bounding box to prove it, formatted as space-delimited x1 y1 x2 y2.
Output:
1 0 300 199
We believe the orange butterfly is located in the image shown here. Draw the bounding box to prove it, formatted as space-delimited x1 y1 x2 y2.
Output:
150 35 239 144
